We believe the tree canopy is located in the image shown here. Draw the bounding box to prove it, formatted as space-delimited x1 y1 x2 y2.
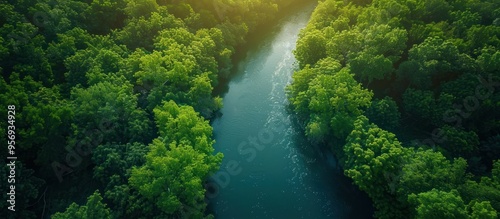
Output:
288 0 500 217
0 0 308 217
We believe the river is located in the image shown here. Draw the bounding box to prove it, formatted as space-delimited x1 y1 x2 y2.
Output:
207 3 374 218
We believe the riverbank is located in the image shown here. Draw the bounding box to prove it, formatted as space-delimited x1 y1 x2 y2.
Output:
207 2 374 218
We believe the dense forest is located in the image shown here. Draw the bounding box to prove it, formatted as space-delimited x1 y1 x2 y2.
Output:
2 0 500 218
289 0 500 218
0 0 311 218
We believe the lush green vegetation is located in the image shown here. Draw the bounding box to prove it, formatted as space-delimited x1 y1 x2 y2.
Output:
0 0 310 218
289 0 500 218
2 0 499 217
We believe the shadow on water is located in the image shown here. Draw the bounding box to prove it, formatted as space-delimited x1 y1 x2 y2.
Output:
287 109 375 218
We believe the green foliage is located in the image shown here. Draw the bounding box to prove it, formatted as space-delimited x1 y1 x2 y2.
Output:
459 161 500 212
51 190 111 219
294 29 327 68
349 51 393 83
153 101 214 152
365 97 400 131
70 80 152 144
91 142 158 218
439 125 480 157
23 86 73 166
289 0 500 218
27 0 89 41
408 189 468 219
469 201 498 219
325 28 363 66
1 0 311 218
0 19 53 85
343 116 406 190
288 64 373 143
398 148 467 201
343 116 407 218
358 24 407 63
84 0 126 35
63 35 129 88
441 73 481 101
398 37 475 89
493 160 500 183
130 101 222 217
402 88 454 127
124 0 159 19
465 25 500 54
2 0 499 217
116 7 183 50
92 143 148 186
477 46 500 73
131 27 225 116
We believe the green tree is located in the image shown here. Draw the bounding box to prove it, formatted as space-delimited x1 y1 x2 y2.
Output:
152 100 217 154
51 190 111 219
63 35 128 88
359 24 407 63
408 189 468 219
91 143 152 218
469 201 498 219
21 86 73 168
398 149 467 202
46 27 92 85
349 51 393 83
459 160 500 212
399 37 476 89
123 0 158 19
135 40 222 115
441 73 482 101
365 97 400 131
294 29 327 68
408 0 452 23
465 25 500 54
0 20 53 86
70 80 152 145
344 115 407 218
92 143 147 186
129 140 219 217
402 88 454 127
286 58 343 115
84 0 126 35
116 8 182 50
439 125 480 157
27 0 89 41
477 46 500 73
325 28 363 66
129 101 222 217
288 66 373 143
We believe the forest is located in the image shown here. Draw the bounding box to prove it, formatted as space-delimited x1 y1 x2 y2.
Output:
289 0 500 218
0 0 310 218
1 0 499 218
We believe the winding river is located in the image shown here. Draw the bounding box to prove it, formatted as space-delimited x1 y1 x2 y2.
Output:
208 3 374 218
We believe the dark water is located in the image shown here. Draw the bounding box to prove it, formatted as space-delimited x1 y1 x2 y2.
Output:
208 3 374 219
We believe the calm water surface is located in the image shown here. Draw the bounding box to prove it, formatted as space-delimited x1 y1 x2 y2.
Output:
209 3 374 218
